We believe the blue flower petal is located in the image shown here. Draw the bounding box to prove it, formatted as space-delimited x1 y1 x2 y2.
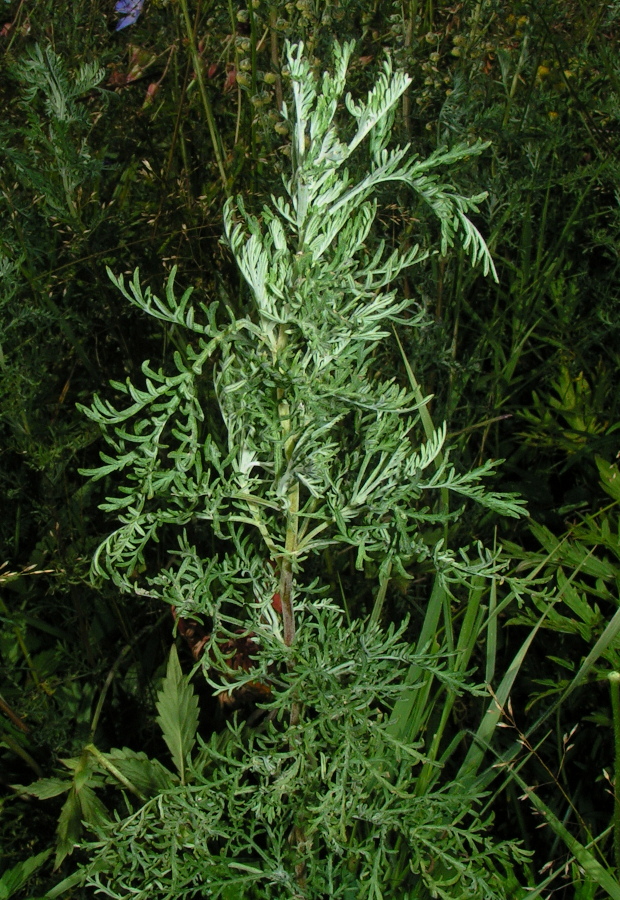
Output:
114 0 144 30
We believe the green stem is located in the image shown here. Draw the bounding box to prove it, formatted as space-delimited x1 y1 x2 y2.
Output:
502 33 529 127
275 320 298 653
274 319 300 732
609 670 620 873
178 0 230 196
369 559 391 627
248 0 258 188
269 6 283 111
279 400 298 651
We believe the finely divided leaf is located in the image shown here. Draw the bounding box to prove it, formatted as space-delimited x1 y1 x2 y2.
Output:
155 644 199 783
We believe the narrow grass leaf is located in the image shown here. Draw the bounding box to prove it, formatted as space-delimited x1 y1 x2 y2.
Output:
457 614 545 786
514 778 620 900
560 606 620 703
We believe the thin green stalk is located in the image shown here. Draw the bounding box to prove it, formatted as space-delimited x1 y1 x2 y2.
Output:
609 670 620 873
269 6 283 111
248 0 259 187
485 574 498 684
275 319 300 730
514 769 620 900
178 0 229 196
393 327 448 519
85 744 146 801
280 500 298 650
369 559 392 627
502 32 529 126
276 316 298 652
401 1 416 136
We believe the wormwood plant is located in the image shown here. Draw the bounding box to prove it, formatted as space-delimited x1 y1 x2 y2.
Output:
76 41 529 899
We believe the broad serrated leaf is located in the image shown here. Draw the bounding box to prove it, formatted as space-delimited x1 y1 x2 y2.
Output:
104 747 177 795
54 776 110 869
155 644 200 784
54 789 83 869
10 778 70 800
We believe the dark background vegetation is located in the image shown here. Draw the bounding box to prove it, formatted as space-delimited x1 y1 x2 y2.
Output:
1 0 619 895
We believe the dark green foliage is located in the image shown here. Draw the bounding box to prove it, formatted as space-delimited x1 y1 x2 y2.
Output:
0 1 619 898
68 40 530 895
81 612 527 900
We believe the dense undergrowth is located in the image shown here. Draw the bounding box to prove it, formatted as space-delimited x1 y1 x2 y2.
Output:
1 1 619 897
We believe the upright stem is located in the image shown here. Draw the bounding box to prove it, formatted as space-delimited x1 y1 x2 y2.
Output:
369 559 392 627
275 320 297 651
269 6 284 111
401 0 416 137
275 320 300 729
609 670 620 873
278 393 299 650
178 0 230 196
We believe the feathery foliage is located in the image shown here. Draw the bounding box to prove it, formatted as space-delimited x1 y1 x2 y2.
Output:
71 41 530 898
